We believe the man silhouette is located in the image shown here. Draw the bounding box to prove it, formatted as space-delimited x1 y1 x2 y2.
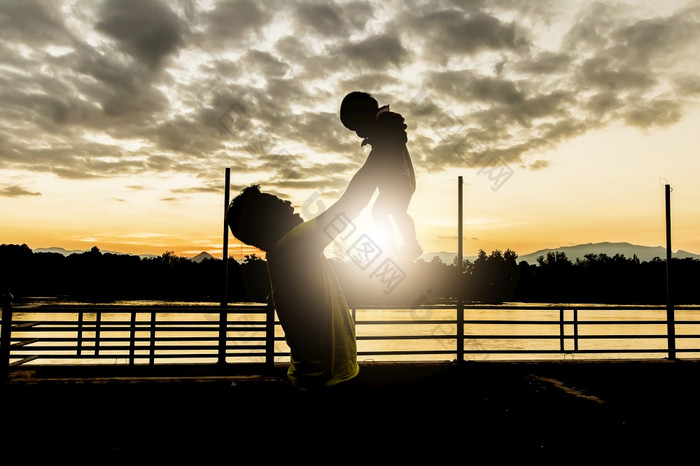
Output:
226 156 380 390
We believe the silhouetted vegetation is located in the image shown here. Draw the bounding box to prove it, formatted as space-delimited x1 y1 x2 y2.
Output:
2 243 699 305
0 244 269 303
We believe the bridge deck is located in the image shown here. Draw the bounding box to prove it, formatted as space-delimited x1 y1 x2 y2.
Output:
3 360 699 460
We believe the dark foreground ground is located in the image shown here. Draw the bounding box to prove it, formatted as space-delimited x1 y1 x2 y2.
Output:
3 359 700 462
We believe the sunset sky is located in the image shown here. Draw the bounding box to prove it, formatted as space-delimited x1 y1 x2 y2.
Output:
2 0 700 260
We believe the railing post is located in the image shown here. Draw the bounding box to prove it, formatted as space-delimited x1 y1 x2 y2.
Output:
456 176 464 363
94 311 101 356
149 311 156 366
222 167 231 306
217 307 228 365
573 309 579 352
559 308 565 352
77 310 84 356
1 290 14 381
265 299 275 372
218 168 232 365
665 184 676 360
129 311 136 366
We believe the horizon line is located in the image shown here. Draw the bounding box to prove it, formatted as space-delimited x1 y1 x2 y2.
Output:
13 240 700 261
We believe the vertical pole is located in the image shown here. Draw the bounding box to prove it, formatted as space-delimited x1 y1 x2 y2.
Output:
265 298 275 373
665 184 676 360
1 290 14 381
559 308 565 352
129 310 136 366
77 310 84 356
573 309 579 352
218 168 231 365
149 311 156 366
222 167 231 306
94 311 101 356
457 176 464 363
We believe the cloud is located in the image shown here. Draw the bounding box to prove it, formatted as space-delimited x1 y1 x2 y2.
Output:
294 1 374 37
514 52 571 74
0 1 74 46
577 56 657 91
339 33 409 69
402 6 531 61
405 1 700 172
197 0 270 48
0 185 41 197
241 50 291 78
2 0 700 194
624 99 683 128
96 0 184 68
528 160 549 171
154 116 225 156
171 184 222 194
338 73 400 97
429 71 526 106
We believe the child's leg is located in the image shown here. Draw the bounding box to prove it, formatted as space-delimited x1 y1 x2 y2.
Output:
393 211 422 259
390 193 422 260
372 195 395 254
393 210 419 245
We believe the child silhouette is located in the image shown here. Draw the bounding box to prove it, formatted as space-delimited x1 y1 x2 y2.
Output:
340 91 422 261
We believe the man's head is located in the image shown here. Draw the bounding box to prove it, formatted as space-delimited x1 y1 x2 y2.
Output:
226 185 303 252
340 91 379 137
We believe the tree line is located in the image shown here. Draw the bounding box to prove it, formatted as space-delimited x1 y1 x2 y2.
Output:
2 243 699 305
458 249 697 305
334 248 700 305
0 244 266 303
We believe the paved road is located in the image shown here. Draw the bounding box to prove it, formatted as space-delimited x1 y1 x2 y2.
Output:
3 360 699 461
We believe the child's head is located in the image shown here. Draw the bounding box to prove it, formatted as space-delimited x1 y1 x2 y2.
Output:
340 91 379 136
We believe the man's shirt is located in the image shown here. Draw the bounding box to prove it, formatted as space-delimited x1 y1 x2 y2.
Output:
267 217 359 390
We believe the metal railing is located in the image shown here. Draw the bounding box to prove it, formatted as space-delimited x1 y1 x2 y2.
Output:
2 300 700 379
351 303 700 361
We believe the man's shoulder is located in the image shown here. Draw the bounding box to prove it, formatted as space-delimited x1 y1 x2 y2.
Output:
272 218 319 254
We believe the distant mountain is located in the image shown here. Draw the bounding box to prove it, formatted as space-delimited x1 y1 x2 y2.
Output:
32 242 700 266
32 247 215 262
34 247 218 261
34 247 157 259
190 251 216 263
518 242 700 264
34 246 132 256
419 242 700 266
34 247 87 256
